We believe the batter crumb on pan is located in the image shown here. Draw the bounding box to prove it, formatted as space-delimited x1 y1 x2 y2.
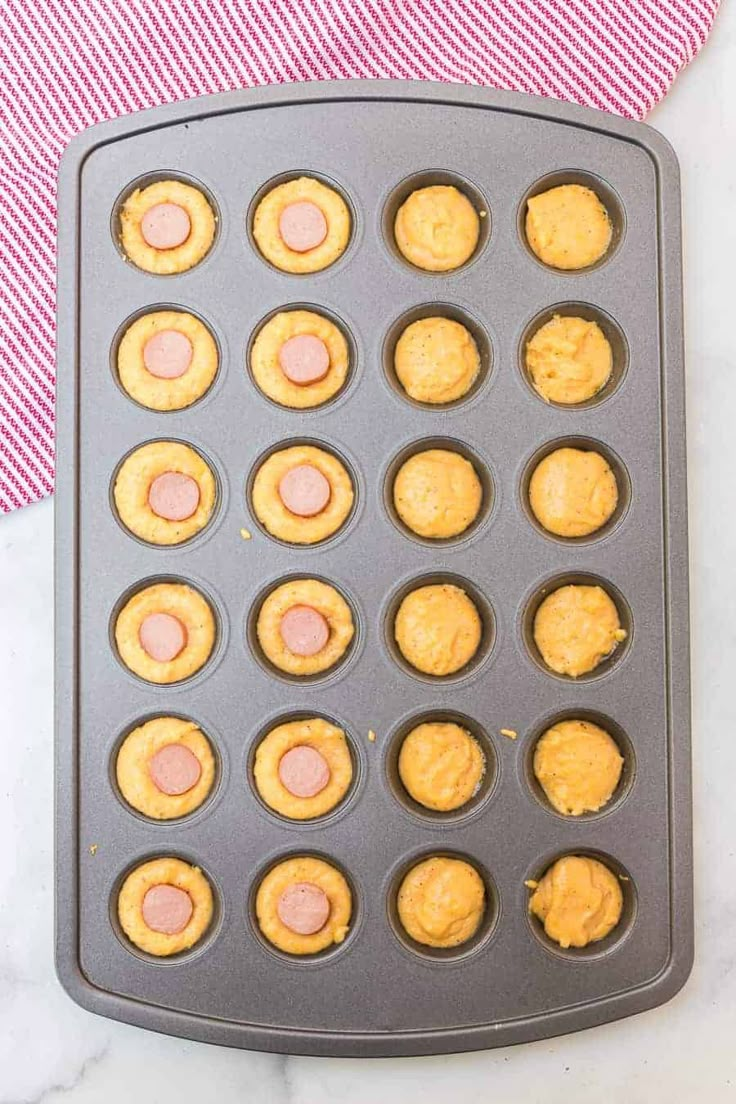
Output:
368 729 376 742
500 728 518 740
524 879 538 890
88 844 98 855
240 528 252 540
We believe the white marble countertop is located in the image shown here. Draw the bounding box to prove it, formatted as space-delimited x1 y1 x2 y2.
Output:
2 8 735 1100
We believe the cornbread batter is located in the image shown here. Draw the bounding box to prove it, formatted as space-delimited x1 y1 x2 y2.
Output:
397 856 485 948
394 185 479 271
533 584 626 677
394 583 482 677
525 315 612 405
533 719 624 816
529 854 623 948
252 177 350 273
256 578 354 676
115 582 216 684
528 447 618 538
525 183 612 270
398 721 484 811
394 317 480 405
250 309 350 408
120 180 216 274
255 856 352 954
251 444 354 544
116 716 216 820
254 717 353 819
113 440 216 545
118 857 214 956
117 309 219 411
393 449 482 539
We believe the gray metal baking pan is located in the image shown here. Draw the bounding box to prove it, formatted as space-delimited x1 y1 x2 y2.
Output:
55 80 691 1056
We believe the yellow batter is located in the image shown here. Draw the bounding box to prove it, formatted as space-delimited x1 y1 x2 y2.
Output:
398 722 484 811
251 445 354 544
529 447 619 538
397 856 485 948
113 440 217 545
529 854 623 948
533 584 626 678
393 449 482 539
254 717 353 819
255 856 352 954
116 716 216 819
256 578 354 676
250 309 349 409
252 177 351 273
394 185 480 272
118 857 214 956
115 582 216 684
120 180 216 274
117 310 219 412
395 583 482 677
526 315 612 405
394 317 480 405
533 719 624 816
525 184 612 270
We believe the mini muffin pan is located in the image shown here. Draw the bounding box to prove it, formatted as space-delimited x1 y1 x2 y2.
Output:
55 81 691 1056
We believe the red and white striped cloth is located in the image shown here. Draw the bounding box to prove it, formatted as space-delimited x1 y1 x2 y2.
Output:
0 0 719 513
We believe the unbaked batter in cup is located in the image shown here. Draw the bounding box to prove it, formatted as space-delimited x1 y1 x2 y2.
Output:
528 854 623 948
115 581 216 684
116 716 216 820
117 857 214 956
252 177 351 273
533 583 626 677
117 309 218 412
397 856 485 948
394 185 480 271
113 440 217 545
250 309 349 408
255 855 352 954
254 717 353 820
251 444 354 544
256 578 354 677
120 180 216 274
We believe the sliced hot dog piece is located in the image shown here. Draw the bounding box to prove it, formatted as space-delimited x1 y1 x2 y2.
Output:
278 745 331 798
141 883 193 934
278 334 330 385
276 882 331 935
142 330 193 379
148 471 201 522
141 202 191 249
278 201 328 252
148 743 202 795
279 605 329 656
138 612 187 662
278 464 331 518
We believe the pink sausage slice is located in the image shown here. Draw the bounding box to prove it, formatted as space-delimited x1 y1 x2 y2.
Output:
142 883 193 934
278 334 330 385
278 201 328 252
143 330 193 379
141 202 191 249
278 745 331 798
278 464 331 518
276 882 331 935
148 471 201 522
138 612 187 662
148 743 202 795
279 605 330 657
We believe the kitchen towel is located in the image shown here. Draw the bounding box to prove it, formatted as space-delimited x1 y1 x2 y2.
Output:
0 0 719 512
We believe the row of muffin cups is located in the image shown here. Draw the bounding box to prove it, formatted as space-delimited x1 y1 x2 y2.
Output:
115 168 623 278
112 843 636 967
111 434 632 551
111 299 629 414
